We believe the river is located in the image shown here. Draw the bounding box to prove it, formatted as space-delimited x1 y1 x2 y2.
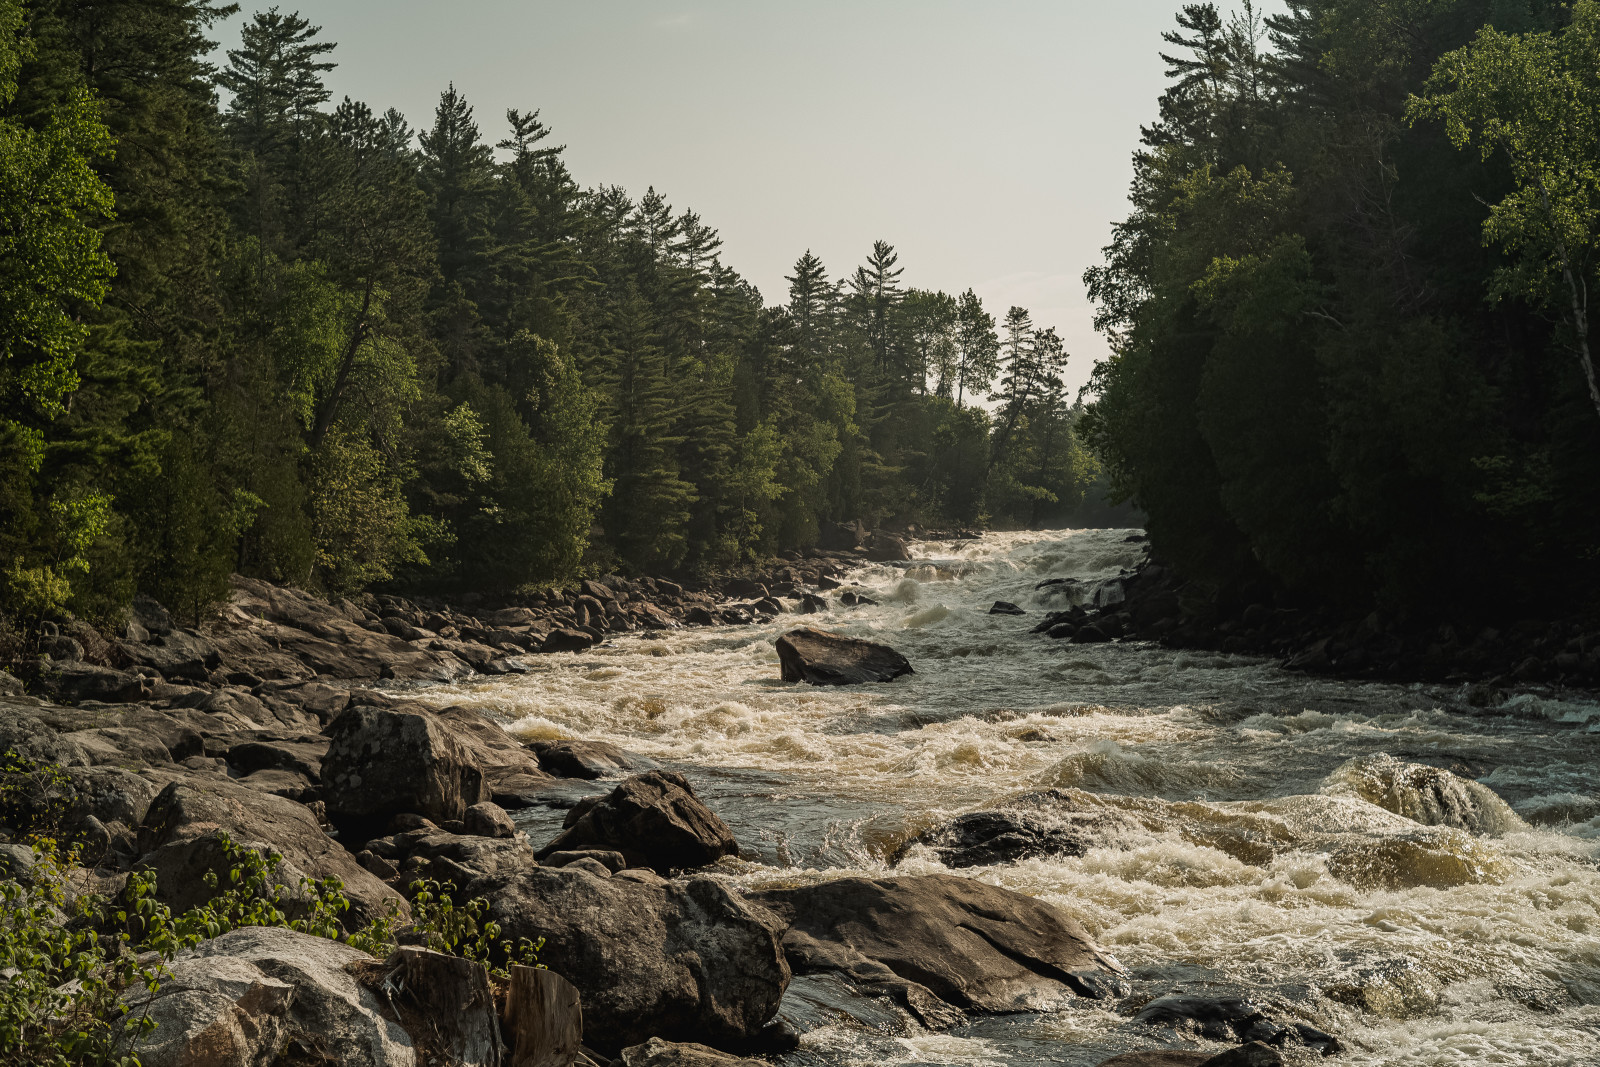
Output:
416 529 1600 1066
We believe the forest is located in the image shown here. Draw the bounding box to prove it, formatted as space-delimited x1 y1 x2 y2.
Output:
0 0 1101 629
1083 0 1600 622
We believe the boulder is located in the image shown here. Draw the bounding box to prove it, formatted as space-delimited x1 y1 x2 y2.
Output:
125 952 298 1067
533 739 659 780
774 628 913 686
892 809 1090 868
321 705 486 839
136 777 404 926
542 629 597 653
464 801 516 839
173 927 415 1066
543 849 627 873
226 738 327 781
989 601 1026 616
400 831 538 885
43 662 146 704
865 532 911 562
469 866 789 1055
620 1038 767 1067
0 670 22 697
534 771 738 874
799 594 829 615
1132 996 1340 1055
750 874 1128 1024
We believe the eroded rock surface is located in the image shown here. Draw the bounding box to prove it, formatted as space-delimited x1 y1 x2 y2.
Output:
774 628 913 686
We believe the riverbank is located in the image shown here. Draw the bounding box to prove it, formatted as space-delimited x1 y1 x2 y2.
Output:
1035 547 1600 695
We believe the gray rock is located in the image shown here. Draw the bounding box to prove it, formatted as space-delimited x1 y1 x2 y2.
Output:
751 874 1129 1025
321 705 487 839
463 800 516 838
533 739 659 780
126 953 298 1067
136 777 404 927
403 831 537 884
0 842 37 885
988 601 1026 616
177 927 415 1066
43 663 145 704
534 771 738 875
543 849 627 873
542 628 598 653
226 738 327 781
774 628 913 686
469 866 789 1055
0 670 22 697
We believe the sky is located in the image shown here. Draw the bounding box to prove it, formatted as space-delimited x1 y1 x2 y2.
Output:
211 1 1255 394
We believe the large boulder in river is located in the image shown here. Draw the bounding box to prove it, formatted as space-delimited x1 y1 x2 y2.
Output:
533 738 659 779
535 771 738 874
466 866 790 1055
750 874 1128 1025
1132 996 1339 1055
774 628 913 686
321 705 486 838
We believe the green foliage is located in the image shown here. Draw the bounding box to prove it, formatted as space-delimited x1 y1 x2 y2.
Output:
1081 0 1600 616
407 878 540 981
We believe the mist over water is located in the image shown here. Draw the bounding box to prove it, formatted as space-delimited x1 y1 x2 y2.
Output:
418 530 1600 1066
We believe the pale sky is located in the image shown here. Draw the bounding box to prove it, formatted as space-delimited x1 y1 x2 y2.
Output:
212 2 1270 394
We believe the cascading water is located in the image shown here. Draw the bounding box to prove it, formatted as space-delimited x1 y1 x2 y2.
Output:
417 529 1600 1066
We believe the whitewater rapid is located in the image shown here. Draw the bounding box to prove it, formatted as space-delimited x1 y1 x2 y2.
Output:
417 529 1600 1066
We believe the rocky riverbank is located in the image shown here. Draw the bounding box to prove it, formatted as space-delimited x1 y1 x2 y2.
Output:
1030 543 1600 694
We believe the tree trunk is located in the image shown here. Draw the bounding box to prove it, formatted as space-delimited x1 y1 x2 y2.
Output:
502 964 582 1067
1535 176 1600 421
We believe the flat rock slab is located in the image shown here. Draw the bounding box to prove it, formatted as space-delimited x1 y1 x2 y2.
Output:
751 874 1128 1022
774 628 913 686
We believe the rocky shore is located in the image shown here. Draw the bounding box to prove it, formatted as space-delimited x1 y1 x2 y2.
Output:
1029 540 1600 694
0 538 1341 1067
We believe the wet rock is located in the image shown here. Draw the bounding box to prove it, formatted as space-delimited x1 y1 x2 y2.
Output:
1096 1046 1283 1067
321 705 487 839
463 800 516 838
774 628 913 686
170 927 414 1066
620 1037 767 1067
1132 996 1340 1055
533 739 659 780
799 593 829 614
1048 623 1076 639
989 601 1026 616
1072 624 1112 644
751 874 1128 1025
1320 753 1525 835
542 628 598 653
534 770 738 874
892 809 1090 868
468 866 789 1055
684 606 716 626
865 532 911 562
136 777 404 926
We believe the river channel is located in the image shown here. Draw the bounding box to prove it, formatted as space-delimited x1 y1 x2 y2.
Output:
417 529 1600 1066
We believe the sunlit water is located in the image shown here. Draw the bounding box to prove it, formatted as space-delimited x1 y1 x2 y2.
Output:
415 529 1600 1067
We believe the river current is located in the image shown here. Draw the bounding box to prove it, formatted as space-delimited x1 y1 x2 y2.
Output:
416 529 1600 1067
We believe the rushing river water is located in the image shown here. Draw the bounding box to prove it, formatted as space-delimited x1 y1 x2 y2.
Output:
417 529 1600 1067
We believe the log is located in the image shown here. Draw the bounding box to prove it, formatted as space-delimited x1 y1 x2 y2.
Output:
503 964 583 1067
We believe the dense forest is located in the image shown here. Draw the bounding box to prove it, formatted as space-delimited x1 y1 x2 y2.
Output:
0 0 1102 630
1083 0 1600 622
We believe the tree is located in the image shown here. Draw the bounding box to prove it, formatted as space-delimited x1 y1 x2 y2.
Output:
953 289 998 406
1410 2 1600 420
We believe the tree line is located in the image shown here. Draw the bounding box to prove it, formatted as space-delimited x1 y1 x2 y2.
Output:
0 0 1102 630
1084 0 1600 621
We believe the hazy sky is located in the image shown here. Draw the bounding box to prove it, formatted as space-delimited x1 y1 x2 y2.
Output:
212 2 1250 393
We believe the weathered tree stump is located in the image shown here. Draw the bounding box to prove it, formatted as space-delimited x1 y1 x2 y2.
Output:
503 964 583 1067
383 946 504 1066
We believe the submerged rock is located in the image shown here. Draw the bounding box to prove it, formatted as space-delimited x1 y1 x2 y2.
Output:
619 1038 768 1067
1320 753 1525 835
892 809 1090 868
1132 996 1340 1055
750 873 1128 1027
989 601 1026 616
774 628 913 686
1096 1045 1284 1067
534 770 738 874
